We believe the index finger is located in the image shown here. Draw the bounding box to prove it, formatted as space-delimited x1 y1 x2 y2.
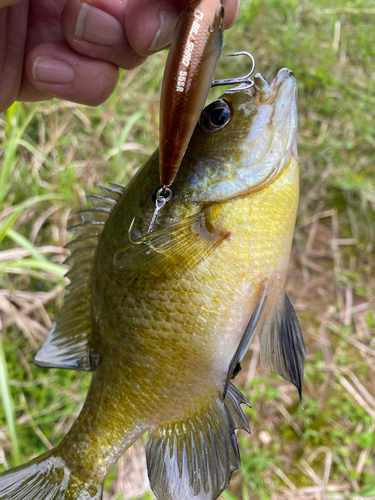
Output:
125 0 241 56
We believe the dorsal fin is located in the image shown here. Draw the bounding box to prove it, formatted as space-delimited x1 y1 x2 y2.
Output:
33 183 125 371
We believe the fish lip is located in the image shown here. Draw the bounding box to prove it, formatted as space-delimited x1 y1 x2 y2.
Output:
230 69 298 193
260 67 296 104
272 68 298 162
258 67 298 168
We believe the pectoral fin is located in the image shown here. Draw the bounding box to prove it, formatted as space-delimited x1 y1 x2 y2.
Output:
114 212 228 285
258 292 306 401
223 285 268 397
146 384 250 500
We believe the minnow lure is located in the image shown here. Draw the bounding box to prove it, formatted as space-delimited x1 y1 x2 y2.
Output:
159 0 224 189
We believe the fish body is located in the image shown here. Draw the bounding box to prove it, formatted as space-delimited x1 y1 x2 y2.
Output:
159 0 224 187
0 68 305 500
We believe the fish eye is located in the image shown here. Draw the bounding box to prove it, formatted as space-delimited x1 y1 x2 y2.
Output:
199 99 232 133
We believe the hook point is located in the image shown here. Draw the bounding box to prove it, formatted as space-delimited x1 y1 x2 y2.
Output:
211 51 256 91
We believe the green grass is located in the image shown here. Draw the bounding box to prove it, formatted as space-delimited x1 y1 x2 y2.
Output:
0 336 20 466
1 0 375 498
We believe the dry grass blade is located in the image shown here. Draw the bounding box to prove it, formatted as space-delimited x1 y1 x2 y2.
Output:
338 377 375 421
317 8 375 14
103 442 150 500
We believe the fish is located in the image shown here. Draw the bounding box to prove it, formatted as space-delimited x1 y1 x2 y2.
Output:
159 0 224 188
0 66 305 500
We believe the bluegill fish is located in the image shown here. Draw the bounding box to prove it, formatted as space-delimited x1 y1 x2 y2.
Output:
0 68 305 500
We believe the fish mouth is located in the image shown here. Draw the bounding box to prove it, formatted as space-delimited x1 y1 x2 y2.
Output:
255 68 296 104
256 68 298 162
272 68 298 162
228 67 298 197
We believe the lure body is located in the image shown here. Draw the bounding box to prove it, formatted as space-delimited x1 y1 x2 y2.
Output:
159 0 224 187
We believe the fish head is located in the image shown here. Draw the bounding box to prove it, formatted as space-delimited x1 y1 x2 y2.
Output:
175 67 298 202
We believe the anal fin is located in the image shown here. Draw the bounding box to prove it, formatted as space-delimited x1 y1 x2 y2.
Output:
146 384 250 500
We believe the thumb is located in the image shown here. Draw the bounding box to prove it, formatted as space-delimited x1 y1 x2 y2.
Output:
0 0 28 112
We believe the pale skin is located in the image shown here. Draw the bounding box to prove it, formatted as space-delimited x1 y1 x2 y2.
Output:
0 0 240 113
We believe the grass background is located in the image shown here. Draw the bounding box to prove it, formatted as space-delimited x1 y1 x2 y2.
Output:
1 0 375 498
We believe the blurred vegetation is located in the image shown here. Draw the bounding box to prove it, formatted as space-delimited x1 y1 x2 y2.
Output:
0 0 374 499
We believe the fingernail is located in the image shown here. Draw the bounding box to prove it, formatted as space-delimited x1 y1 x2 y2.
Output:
149 11 179 52
32 57 75 84
74 3 124 45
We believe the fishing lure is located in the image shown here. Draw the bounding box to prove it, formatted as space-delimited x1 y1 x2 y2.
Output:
159 0 225 189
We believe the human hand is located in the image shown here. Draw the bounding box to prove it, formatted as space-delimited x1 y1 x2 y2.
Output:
0 0 240 112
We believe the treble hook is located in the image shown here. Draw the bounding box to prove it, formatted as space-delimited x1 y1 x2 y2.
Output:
127 187 173 245
211 51 256 92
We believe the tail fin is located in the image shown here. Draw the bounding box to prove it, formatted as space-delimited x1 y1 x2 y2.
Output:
0 450 103 500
